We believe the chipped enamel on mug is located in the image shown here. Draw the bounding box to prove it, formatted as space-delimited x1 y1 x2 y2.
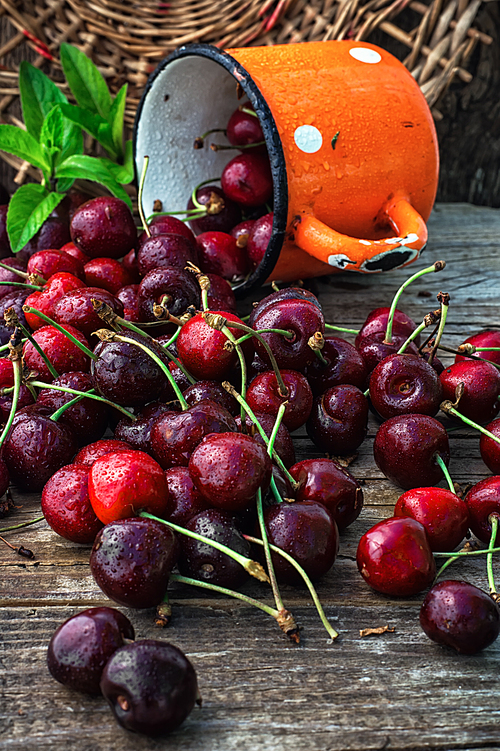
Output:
134 40 439 296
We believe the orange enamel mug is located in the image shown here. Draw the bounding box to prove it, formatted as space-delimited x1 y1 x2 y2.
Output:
134 40 439 296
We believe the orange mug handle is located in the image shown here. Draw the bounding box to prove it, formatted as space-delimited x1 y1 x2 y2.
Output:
292 197 428 273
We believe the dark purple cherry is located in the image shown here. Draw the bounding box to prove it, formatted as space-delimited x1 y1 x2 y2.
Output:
236 411 295 469
137 266 200 328
251 297 325 371
357 331 420 376
187 185 242 235
420 581 500 654
18 216 71 263
163 466 211 525
373 414 450 489
137 233 198 276
92 331 172 407
369 353 443 419
306 384 368 456
3 411 78 491
100 640 199 736
304 336 367 395
289 458 363 531
355 307 420 348
90 517 178 609
37 371 109 446
150 399 237 469
70 196 137 260
178 508 251 589
47 607 135 694
183 379 239 416
263 500 339 585
139 214 197 246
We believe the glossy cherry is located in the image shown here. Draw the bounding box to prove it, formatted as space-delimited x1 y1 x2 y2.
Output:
303 336 367 395
394 487 470 551
373 413 450 489
356 516 435 596
70 196 137 259
47 607 135 694
440 360 500 423
246 369 313 432
464 476 500 544
289 458 364 531
263 500 339 585
189 432 272 512
163 466 210 525
420 580 500 654
369 353 443 419
42 463 103 543
90 517 178 608
136 233 198 276
306 384 368 456
100 640 199 736
187 185 242 235
221 152 273 207
455 329 500 366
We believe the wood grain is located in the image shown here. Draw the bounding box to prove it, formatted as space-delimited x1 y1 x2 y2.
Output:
1 203 500 750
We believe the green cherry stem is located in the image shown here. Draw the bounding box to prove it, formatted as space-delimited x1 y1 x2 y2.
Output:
49 390 90 422
138 155 151 237
324 323 359 335
434 454 455 494
221 325 248 405
436 344 500 371
0 331 22 449
22 306 97 361
397 309 441 355
95 330 189 409
15 319 59 380
486 514 499 598
170 572 280 620
139 511 270 583
440 400 500 446
255 487 300 643
384 260 446 344
244 534 339 641
28 380 137 420
426 292 449 364
204 312 288 396
0 515 45 533
0 280 43 291
222 380 299 491
434 545 500 558
266 401 289 504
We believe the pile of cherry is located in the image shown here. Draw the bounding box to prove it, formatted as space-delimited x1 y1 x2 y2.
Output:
2 184 500 735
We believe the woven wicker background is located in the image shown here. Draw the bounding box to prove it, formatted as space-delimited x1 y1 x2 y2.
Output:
0 0 498 203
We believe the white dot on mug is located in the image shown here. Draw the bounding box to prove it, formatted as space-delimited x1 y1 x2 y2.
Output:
294 125 323 154
349 48 382 64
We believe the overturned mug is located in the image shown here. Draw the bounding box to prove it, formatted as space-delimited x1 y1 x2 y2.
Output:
134 40 439 295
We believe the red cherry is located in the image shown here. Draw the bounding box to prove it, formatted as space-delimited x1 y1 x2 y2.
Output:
455 330 500 366
355 307 420 348
42 463 103 543
74 439 133 467
23 324 91 381
221 152 273 207
27 248 85 281
189 432 272 512
246 213 273 271
464 476 500 544
479 418 500 473
24 272 87 330
226 104 265 149
246 369 313 431
306 384 368 456
70 196 137 259
440 360 500 423
356 516 435 596
394 487 470 551
196 231 249 282
88 450 170 525
83 257 134 294
303 336 367 395
289 458 363 531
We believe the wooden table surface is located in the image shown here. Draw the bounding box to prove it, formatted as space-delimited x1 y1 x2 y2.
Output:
1 202 500 751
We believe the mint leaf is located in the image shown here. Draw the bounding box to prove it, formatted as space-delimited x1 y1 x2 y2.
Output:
109 83 127 159
97 152 134 184
55 155 133 210
40 105 64 153
7 185 65 253
59 103 117 158
19 62 67 140
0 125 50 174
60 43 112 119
56 177 75 193
57 116 84 167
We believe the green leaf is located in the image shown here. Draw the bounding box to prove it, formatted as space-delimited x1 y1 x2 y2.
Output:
59 103 117 158
19 61 67 140
40 105 64 153
7 185 65 253
109 83 127 159
56 177 75 193
57 117 84 166
60 43 112 119
55 155 133 210
0 124 50 174
97 153 134 184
